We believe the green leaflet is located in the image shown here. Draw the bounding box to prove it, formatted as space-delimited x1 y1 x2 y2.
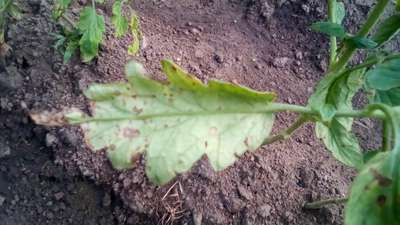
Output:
311 21 346 38
78 7 105 62
335 2 346 24
346 36 378 49
372 14 400 47
66 60 277 185
111 0 129 37
309 69 365 169
397 0 400 11
366 59 400 91
53 0 71 20
128 13 141 55
374 88 400 106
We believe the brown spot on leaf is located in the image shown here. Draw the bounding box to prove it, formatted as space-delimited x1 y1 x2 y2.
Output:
371 169 392 187
133 106 143 114
244 137 249 147
171 65 178 72
130 153 141 164
122 128 140 139
377 195 386 206
204 141 208 148
109 144 116 151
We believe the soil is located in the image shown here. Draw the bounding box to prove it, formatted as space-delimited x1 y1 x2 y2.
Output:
0 0 395 225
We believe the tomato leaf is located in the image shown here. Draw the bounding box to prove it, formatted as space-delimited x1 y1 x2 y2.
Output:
372 14 400 47
345 152 400 225
366 59 400 91
335 2 346 24
346 106 400 225
111 0 129 37
309 69 365 169
128 13 141 55
346 36 378 49
373 88 400 106
53 0 71 20
62 61 277 185
311 21 346 38
78 7 105 62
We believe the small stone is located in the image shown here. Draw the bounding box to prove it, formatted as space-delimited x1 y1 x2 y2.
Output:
272 57 290 68
301 4 310 14
102 193 112 207
192 210 202 225
0 145 11 158
257 204 272 218
190 28 200 35
295 51 303 60
54 192 64 201
0 66 24 90
214 53 224 64
0 195 5 206
45 133 58 147
237 186 253 200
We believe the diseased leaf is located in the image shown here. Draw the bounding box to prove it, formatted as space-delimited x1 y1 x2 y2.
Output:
128 13 141 55
65 60 277 185
335 2 346 24
309 69 365 169
373 14 400 47
78 7 105 62
111 0 129 37
366 59 400 91
345 152 400 225
346 107 400 225
311 21 346 38
346 36 378 49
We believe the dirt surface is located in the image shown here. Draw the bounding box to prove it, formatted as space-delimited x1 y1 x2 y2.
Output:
0 0 394 225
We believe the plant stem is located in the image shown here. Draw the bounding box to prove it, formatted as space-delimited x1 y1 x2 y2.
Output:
92 0 96 8
330 0 390 72
383 120 392 151
328 0 337 66
304 197 348 209
263 116 310 145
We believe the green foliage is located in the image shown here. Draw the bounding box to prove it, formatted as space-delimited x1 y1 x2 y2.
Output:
309 69 365 169
346 105 400 225
64 60 276 184
311 21 346 38
53 0 71 20
334 1 345 24
346 36 378 49
52 0 141 63
0 0 21 55
372 14 400 47
78 7 105 62
128 13 141 55
112 0 129 37
366 59 400 91
374 89 400 106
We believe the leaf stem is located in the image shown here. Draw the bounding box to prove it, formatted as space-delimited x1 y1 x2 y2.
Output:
330 0 390 72
328 0 337 66
263 116 310 145
303 197 348 209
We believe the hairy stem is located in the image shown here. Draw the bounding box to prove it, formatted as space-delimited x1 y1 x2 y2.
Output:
263 116 310 145
330 0 390 72
304 197 348 209
328 0 337 66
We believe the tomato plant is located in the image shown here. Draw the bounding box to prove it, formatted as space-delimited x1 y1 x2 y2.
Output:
33 0 400 224
53 0 141 63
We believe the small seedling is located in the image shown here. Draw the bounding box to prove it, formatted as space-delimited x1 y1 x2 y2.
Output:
33 0 400 224
53 0 141 63
0 0 21 57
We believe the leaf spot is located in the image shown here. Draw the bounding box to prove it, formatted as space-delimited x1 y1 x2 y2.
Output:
133 106 143 114
205 141 208 148
244 137 249 147
371 169 392 187
376 195 386 206
122 128 140 139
